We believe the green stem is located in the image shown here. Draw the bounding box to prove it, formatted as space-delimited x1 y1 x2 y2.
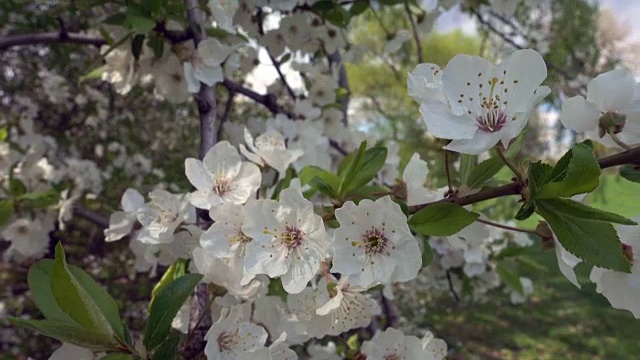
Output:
609 132 633 151
496 146 523 182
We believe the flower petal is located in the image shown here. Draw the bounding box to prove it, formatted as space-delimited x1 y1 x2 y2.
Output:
559 96 600 132
419 101 477 140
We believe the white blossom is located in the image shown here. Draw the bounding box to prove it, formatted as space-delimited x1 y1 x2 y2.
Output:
137 190 196 244
243 188 329 293
185 141 261 209
205 304 268 360
184 38 230 93
418 49 549 154
331 196 422 288
559 69 640 148
105 188 144 242
402 153 445 206
240 128 304 177
361 328 447 360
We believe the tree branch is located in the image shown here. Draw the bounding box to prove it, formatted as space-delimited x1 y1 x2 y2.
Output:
409 145 640 212
184 0 214 356
73 206 109 228
0 31 106 51
404 0 424 64
328 51 351 126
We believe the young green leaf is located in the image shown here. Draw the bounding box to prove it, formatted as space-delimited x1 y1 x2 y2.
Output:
143 273 203 350
342 146 387 195
465 157 504 189
50 243 114 335
27 260 76 324
9 318 117 351
18 190 60 208
68 265 126 341
9 178 27 197
458 154 475 186
536 143 600 199
514 161 553 221
299 166 340 192
151 259 188 308
536 199 631 272
408 203 479 236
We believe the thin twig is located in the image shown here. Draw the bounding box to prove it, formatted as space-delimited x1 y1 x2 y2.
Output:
268 52 296 99
445 270 460 303
0 31 106 51
476 217 540 237
496 146 523 182
404 0 424 63
444 150 454 194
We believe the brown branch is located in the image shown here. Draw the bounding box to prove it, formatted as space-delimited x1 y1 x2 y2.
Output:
409 145 640 213
0 31 106 51
73 205 109 228
476 217 540 237
184 0 213 356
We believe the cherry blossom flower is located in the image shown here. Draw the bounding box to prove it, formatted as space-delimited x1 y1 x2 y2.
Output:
330 196 422 288
589 218 640 318
185 141 261 209
2 216 54 260
200 202 252 258
209 0 238 33
136 190 195 244
384 30 412 53
105 188 145 242
240 128 304 177
361 327 447 360
418 49 550 154
559 69 640 148
183 38 231 93
204 304 268 360
242 188 329 293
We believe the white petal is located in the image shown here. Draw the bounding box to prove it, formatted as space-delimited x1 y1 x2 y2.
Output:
419 101 477 140
493 49 548 113
442 54 493 116
555 239 581 288
185 158 213 191
587 69 635 111
183 62 201 93
444 131 503 155
198 38 231 65
559 96 601 132
121 188 144 213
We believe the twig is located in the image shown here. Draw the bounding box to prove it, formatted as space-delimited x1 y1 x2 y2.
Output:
73 206 109 228
217 91 236 140
268 51 296 99
496 146 523 182
444 150 454 194
404 0 424 63
0 31 106 51
476 217 540 237
445 270 460 303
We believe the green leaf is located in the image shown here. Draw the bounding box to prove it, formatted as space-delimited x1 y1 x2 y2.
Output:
18 190 60 208
408 203 479 236
279 53 291 64
536 199 632 272
50 243 114 335
101 32 135 57
299 166 340 198
465 157 504 189
347 333 359 351
151 259 188 308
127 15 156 33
0 126 7 141
103 13 127 26
342 146 387 195
515 162 553 221
9 178 27 197
496 263 524 295
0 199 14 225
620 165 640 183
131 34 146 60
299 166 340 190
147 36 165 58
536 143 600 199
151 334 181 360
338 141 366 177
68 265 126 342
78 66 106 85
144 273 203 350
9 318 117 351
349 0 370 16
516 256 548 274
27 260 76 324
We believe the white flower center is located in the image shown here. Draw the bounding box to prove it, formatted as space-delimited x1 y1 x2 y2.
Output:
212 177 231 196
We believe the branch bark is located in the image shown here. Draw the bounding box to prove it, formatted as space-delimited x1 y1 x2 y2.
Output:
0 31 106 51
185 0 214 356
328 51 350 126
